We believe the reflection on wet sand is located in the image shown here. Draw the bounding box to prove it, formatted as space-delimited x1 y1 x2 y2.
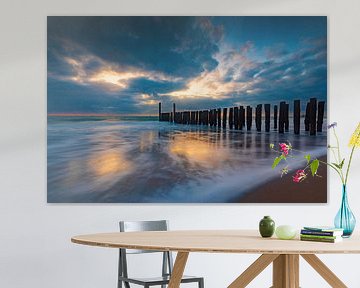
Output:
139 131 156 152
169 132 229 167
88 151 132 177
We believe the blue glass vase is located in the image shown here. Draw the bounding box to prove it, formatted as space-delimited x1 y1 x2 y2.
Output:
334 185 356 237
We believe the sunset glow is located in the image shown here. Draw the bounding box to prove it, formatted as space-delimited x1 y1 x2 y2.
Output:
89 69 146 89
48 16 327 115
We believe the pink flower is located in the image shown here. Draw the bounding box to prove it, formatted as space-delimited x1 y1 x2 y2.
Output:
279 143 290 156
292 169 307 183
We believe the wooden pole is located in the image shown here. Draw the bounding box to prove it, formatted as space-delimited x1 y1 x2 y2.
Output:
159 102 162 121
285 103 289 132
274 105 278 130
234 107 239 130
294 100 301 134
265 104 270 132
214 109 218 127
309 98 317 135
246 106 252 131
239 106 245 130
255 104 262 132
222 108 227 129
304 102 310 131
317 101 325 132
217 108 222 127
229 108 234 129
279 101 285 133
173 103 176 123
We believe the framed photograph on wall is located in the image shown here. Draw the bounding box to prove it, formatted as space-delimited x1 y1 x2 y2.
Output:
47 16 327 203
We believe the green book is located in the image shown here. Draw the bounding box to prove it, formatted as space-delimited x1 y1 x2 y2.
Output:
300 236 342 243
300 234 339 240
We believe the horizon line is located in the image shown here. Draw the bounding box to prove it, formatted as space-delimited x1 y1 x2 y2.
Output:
48 113 158 117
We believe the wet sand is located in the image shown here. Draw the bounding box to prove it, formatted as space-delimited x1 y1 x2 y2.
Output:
237 156 327 203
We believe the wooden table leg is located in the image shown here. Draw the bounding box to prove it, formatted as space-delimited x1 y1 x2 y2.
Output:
301 254 347 288
273 254 299 288
168 252 189 288
228 254 279 288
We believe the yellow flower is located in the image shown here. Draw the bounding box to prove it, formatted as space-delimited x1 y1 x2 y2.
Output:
349 122 360 148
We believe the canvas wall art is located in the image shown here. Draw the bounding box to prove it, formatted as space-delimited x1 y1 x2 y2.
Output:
47 16 327 203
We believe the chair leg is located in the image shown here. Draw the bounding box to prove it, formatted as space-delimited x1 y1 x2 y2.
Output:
198 278 204 288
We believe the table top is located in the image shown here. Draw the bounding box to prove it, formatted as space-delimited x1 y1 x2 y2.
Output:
71 230 360 254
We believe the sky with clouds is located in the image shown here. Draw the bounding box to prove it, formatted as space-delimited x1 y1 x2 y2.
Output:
47 16 327 115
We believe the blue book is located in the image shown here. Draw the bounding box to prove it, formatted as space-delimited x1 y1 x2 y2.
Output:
302 226 343 236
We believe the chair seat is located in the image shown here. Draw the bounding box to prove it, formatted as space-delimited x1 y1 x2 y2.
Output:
119 275 203 286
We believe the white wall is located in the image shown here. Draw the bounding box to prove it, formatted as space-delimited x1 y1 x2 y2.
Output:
1 0 360 287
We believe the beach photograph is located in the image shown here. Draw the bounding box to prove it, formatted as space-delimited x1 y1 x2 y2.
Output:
47 16 327 203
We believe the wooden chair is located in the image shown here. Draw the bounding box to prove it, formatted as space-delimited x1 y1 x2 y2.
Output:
118 220 204 288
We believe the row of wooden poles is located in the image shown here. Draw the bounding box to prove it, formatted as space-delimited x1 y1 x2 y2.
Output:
159 98 325 135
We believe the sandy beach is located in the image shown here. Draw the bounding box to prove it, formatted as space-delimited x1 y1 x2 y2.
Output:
236 156 327 203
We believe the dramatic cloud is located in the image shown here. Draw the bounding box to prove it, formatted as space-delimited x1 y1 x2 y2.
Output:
48 16 327 114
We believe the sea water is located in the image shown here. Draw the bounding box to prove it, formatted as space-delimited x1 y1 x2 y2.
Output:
47 116 327 203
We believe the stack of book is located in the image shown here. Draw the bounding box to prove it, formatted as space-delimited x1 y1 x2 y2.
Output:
300 226 344 243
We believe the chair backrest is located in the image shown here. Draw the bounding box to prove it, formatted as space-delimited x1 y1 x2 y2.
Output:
119 220 169 254
120 220 168 232
118 220 173 282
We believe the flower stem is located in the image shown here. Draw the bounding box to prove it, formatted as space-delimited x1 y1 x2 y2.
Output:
319 160 344 183
344 129 360 185
333 128 342 163
332 128 346 182
345 145 356 185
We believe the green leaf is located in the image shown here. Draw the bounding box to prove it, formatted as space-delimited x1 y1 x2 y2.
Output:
269 143 274 149
310 159 320 176
332 162 341 169
272 156 282 169
332 160 345 169
304 154 311 164
339 158 345 169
